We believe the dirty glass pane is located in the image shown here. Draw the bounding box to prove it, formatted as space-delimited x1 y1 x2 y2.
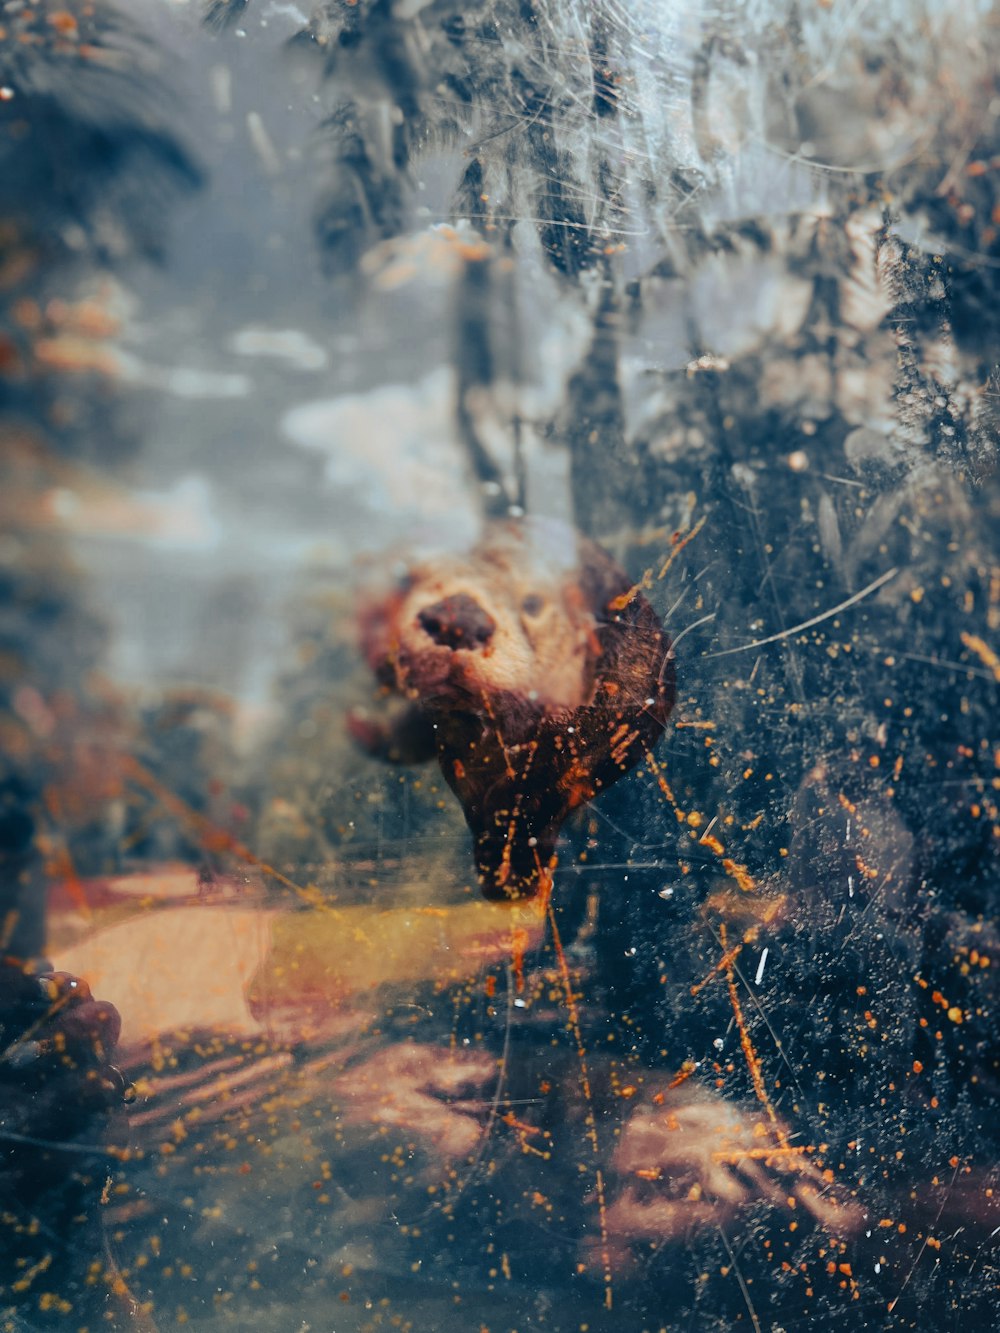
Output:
1 2 998 1330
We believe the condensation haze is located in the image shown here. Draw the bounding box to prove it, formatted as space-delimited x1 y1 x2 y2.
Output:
1 2 998 1331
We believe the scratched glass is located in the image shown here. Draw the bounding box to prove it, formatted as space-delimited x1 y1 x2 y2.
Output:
1 3 997 1331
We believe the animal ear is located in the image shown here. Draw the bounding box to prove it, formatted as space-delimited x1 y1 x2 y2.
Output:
347 701 437 765
356 587 408 684
575 542 674 721
572 535 637 624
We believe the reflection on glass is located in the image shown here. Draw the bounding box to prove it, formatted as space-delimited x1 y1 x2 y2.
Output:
1 2 998 1330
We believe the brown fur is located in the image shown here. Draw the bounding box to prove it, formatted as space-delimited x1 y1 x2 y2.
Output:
352 520 674 898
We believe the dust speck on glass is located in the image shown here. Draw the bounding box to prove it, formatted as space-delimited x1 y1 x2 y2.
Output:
1 1 998 1329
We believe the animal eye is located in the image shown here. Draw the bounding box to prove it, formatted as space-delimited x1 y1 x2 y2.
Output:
521 595 544 615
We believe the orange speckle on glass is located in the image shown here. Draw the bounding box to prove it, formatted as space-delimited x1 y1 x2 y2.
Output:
47 11 79 35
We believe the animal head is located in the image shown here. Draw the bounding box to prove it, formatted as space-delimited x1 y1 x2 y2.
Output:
356 520 674 899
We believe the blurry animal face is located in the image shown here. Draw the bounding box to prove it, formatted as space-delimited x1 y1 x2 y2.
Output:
355 520 674 899
388 525 600 711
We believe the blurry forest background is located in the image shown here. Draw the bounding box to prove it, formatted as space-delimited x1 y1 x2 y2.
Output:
1 2 999 1330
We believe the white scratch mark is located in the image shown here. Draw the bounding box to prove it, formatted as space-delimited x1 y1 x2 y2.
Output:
704 567 899 658
667 611 716 652
247 111 281 175
754 947 769 986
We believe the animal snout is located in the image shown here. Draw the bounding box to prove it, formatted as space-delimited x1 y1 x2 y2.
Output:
417 593 496 650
